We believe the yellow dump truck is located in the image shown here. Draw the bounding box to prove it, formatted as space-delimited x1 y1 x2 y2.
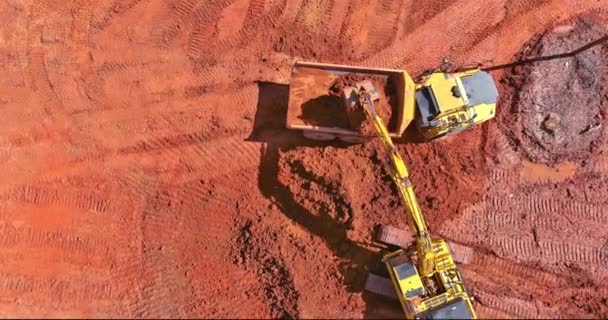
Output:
286 61 498 142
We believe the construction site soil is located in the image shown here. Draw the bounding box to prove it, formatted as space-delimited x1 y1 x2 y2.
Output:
1 0 608 318
330 73 396 133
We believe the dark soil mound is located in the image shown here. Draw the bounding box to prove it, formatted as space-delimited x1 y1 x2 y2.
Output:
500 20 608 165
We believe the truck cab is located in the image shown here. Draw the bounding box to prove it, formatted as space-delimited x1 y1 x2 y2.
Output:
415 69 498 140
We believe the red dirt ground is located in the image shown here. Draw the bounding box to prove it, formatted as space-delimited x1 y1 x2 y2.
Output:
1 0 608 318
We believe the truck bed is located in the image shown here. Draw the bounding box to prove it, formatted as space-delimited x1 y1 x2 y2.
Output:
287 61 411 137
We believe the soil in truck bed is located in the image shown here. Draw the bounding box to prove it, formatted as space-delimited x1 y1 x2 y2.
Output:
329 73 397 134
290 67 398 133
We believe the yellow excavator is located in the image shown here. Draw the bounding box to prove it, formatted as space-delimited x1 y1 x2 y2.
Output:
342 83 477 319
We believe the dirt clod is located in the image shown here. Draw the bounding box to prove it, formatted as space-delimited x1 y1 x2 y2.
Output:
329 73 395 134
502 20 608 165
542 112 561 133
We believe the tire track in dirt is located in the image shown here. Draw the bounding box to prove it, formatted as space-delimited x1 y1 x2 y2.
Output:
484 196 608 225
0 186 112 214
131 257 188 318
0 225 111 257
462 260 604 319
153 0 200 48
462 270 530 319
279 0 305 23
397 0 453 39
1 136 260 203
118 173 260 318
474 304 512 320
117 135 262 184
467 0 608 66
218 0 266 48
90 0 149 31
0 244 111 271
135 170 278 317
178 253 268 317
487 238 608 265
463 266 558 318
1 82 258 179
469 254 572 288
361 0 504 69
141 172 251 249
326 0 350 39
474 289 548 319
486 168 520 189
447 221 608 266
591 154 608 175
0 101 48 127
97 83 258 157
188 0 272 61
28 2 97 114
257 0 289 29
0 273 113 301
26 49 62 112
232 218 300 318
1 51 27 88
74 93 246 136
491 128 521 167
173 71 259 106
113 183 188 318
186 0 237 59
364 0 403 55
539 241 607 265
449 194 608 242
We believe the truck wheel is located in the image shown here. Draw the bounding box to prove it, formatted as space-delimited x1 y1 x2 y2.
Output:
338 135 371 144
302 131 336 141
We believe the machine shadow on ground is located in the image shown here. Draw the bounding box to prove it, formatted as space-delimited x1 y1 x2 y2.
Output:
247 81 403 318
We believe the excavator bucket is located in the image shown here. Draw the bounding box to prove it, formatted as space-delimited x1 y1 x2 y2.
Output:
341 80 380 109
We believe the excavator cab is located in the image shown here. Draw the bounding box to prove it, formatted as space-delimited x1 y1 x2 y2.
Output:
415 69 498 140
383 245 476 319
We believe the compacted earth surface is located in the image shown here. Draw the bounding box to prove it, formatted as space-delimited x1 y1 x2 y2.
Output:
1 0 608 318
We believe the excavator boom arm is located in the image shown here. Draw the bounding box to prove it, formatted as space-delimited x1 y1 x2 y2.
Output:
363 96 428 235
361 95 435 276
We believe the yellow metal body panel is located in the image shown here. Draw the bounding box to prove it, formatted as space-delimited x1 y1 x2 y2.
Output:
386 251 424 297
400 71 417 135
423 73 464 112
416 68 497 140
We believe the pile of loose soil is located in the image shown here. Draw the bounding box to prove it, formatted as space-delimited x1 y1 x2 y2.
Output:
500 19 608 165
276 126 489 245
329 73 397 134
